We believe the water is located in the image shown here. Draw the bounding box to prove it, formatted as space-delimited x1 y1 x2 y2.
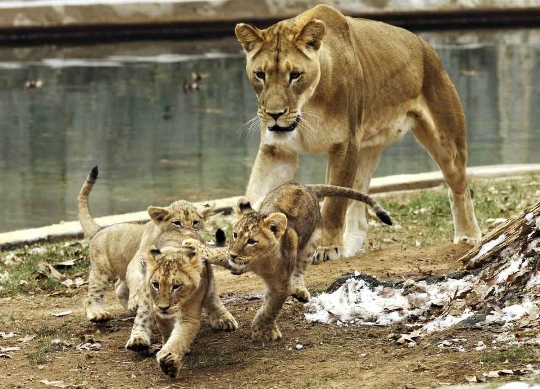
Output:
1 30 539 232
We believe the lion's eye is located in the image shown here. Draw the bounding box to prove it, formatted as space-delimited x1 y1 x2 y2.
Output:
255 71 265 80
247 239 257 245
233 232 238 239
152 282 160 290
192 220 200 228
172 221 182 227
289 71 301 82
172 284 182 291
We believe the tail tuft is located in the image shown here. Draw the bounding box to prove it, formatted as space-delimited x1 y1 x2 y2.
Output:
215 228 226 247
376 210 393 226
89 166 99 182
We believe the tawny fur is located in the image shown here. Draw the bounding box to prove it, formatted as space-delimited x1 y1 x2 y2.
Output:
183 182 391 342
125 229 237 379
237 4 481 260
77 166 215 323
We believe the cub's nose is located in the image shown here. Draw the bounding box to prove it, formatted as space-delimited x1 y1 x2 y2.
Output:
267 110 286 120
158 304 170 311
230 253 238 260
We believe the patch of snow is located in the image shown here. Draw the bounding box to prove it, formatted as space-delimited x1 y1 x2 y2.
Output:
424 311 473 333
486 300 538 324
536 216 540 229
525 212 534 222
526 272 540 289
496 257 526 283
305 275 475 329
470 234 506 264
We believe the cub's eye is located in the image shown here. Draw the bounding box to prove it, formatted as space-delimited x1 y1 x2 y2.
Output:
247 239 257 245
233 232 238 239
152 282 159 290
289 71 301 82
172 284 182 291
192 220 200 228
172 221 182 227
255 71 265 80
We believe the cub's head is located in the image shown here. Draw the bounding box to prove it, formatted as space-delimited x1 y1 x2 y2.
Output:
146 235 203 318
228 197 287 269
236 17 326 132
148 200 214 233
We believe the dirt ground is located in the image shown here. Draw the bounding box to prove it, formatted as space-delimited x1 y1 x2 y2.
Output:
0 243 535 389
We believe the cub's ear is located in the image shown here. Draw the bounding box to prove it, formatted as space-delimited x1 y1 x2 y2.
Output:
147 245 160 267
263 213 287 239
235 196 253 216
197 202 215 219
183 246 202 268
148 206 169 223
235 23 263 53
295 19 326 50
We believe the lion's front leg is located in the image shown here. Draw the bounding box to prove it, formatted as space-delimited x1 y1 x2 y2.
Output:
246 143 299 203
314 140 359 263
156 313 201 379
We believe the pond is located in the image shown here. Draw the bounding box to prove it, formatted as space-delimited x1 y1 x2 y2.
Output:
1 29 539 232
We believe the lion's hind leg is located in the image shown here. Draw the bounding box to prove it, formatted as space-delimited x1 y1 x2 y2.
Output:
411 83 481 244
86 259 114 323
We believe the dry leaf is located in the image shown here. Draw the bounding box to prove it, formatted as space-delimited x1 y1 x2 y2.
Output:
51 310 72 317
0 354 12 359
55 259 77 267
418 267 434 276
0 346 21 352
464 375 477 382
76 341 101 351
0 332 19 338
18 334 36 343
40 379 69 388
2 252 23 266
38 260 66 282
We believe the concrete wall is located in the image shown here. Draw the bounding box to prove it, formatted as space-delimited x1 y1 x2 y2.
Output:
0 0 539 30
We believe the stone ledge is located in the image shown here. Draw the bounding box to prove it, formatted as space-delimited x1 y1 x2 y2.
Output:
0 0 538 31
1 164 539 250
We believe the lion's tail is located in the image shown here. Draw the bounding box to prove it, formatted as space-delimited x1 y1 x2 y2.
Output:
77 166 101 239
306 184 393 226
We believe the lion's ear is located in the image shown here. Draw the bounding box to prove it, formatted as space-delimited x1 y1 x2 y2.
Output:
263 213 287 239
235 196 253 216
147 246 159 268
197 202 215 219
295 19 326 50
235 23 263 52
148 206 169 223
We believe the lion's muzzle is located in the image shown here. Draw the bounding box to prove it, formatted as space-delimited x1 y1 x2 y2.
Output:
268 116 301 132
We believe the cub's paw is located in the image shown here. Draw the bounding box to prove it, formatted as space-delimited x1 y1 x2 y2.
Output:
87 308 113 323
125 335 151 352
157 349 182 379
251 324 282 343
182 238 200 250
312 245 344 264
291 287 310 303
209 311 238 332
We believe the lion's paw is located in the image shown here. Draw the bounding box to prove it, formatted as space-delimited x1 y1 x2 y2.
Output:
87 308 113 323
209 311 238 332
454 235 480 246
125 335 151 352
157 349 182 379
291 287 310 303
251 324 282 343
312 245 344 264
182 238 200 250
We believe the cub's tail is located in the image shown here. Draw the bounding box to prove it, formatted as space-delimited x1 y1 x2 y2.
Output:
77 166 101 239
306 184 393 226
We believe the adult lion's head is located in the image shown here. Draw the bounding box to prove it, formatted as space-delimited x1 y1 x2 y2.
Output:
236 17 326 132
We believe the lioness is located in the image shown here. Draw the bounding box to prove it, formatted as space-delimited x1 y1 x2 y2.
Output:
78 166 215 322
236 4 481 260
126 230 238 378
183 182 392 342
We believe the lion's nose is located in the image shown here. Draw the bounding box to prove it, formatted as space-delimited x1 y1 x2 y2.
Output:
158 304 170 311
230 253 238 260
267 110 287 120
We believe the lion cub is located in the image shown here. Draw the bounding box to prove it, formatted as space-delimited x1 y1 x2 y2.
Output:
184 182 392 342
126 229 238 378
78 166 215 322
